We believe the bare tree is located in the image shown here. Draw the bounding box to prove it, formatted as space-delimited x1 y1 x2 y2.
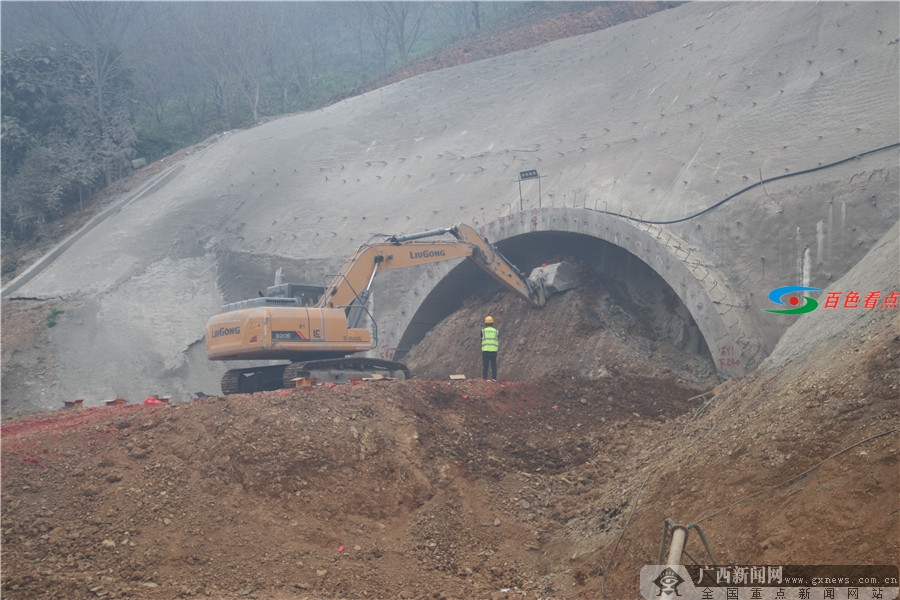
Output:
50 3 144 185
331 4 367 72
232 4 281 125
379 2 426 63
432 2 477 36
273 3 335 109
364 4 392 70
177 3 280 129
157 6 213 135
128 3 183 127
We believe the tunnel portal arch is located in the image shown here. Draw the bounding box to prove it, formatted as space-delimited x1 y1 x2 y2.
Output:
389 207 766 379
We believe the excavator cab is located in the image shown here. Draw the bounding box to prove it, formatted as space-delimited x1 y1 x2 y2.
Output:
265 283 324 307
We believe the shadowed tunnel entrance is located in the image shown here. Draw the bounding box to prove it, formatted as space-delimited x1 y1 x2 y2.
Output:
394 231 712 370
388 208 764 380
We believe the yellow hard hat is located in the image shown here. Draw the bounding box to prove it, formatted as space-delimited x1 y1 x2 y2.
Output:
484 316 493 324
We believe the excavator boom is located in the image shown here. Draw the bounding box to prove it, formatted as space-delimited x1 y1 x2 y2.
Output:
319 224 544 312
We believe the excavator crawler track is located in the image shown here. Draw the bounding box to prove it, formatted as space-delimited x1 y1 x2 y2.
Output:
221 364 288 395
283 358 410 387
219 359 410 394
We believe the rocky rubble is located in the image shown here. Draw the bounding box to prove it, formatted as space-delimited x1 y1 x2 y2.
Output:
2 373 707 599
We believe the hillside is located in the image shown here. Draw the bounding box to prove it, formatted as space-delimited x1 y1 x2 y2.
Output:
0 1 674 290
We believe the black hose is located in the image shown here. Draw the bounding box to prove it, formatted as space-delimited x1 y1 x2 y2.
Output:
590 142 900 225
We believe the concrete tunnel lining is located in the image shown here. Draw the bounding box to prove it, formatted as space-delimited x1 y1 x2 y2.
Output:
384 207 763 379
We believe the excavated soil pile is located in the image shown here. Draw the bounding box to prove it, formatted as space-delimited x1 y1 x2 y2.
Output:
3 304 897 600
2 261 727 600
403 261 717 387
1 373 702 600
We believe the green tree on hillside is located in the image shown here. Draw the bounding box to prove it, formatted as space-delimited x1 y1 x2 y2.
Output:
1 42 135 240
2 2 142 241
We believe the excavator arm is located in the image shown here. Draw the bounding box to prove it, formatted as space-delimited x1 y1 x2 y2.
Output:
317 224 545 317
439 224 544 306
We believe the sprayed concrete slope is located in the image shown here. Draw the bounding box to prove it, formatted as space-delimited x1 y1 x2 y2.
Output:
2 2 898 412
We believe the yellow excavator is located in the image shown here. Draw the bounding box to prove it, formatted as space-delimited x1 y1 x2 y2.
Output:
205 223 575 394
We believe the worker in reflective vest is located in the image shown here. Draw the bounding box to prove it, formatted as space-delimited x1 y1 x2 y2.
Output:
480 316 499 380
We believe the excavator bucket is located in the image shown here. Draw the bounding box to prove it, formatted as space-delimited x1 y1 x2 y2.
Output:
527 262 578 305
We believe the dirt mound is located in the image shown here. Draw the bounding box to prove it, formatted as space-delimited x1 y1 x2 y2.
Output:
1 261 725 600
404 261 717 388
3 310 897 600
2 372 704 600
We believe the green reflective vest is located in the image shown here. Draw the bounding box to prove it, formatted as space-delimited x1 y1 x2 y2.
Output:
481 326 499 352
